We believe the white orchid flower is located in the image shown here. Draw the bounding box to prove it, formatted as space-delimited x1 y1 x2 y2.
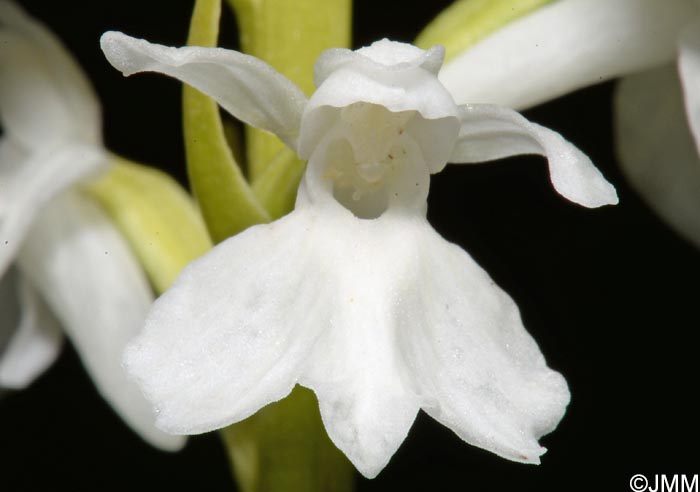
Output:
101 32 617 477
0 1 183 451
438 0 700 247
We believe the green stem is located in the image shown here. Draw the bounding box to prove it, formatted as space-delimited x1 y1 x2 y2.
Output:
184 0 270 245
227 0 351 181
251 150 305 220
221 387 354 492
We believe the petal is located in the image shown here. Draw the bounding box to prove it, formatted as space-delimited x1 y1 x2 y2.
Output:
17 190 184 451
300 41 459 161
302 341 418 479
295 212 434 478
100 31 306 150
397 223 570 464
0 29 73 147
310 42 453 116
678 19 700 153
450 104 618 207
127 198 425 477
440 0 698 110
0 143 108 276
0 268 62 389
124 210 330 435
314 40 445 87
0 1 100 146
615 65 700 248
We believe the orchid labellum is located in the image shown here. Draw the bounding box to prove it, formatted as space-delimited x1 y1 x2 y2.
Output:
102 32 617 477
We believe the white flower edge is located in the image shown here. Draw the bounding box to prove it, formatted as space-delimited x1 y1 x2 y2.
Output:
450 104 618 207
0 1 183 451
0 270 62 389
125 202 569 477
0 0 101 146
1 1 108 276
17 191 185 451
101 33 617 208
439 0 698 110
100 35 617 476
0 143 107 276
100 31 307 150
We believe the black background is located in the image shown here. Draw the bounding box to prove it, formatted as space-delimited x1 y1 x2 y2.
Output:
3 1 698 490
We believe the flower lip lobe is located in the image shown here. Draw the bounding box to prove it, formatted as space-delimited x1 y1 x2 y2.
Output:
102 34 617 477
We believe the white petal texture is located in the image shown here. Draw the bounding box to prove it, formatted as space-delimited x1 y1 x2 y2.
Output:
110 38 614 476
440 0 699 110
0 269 62 389
1 0 108 275
127 196 569 477
433 0 700 249
1 1 182 451
450 105 618 207
0 0 101 146
300 40 460 173
0 144 106 275
615 65 700 247
125 210 329 435
396 221 569 465
17 191 184 451
100 31 307 149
